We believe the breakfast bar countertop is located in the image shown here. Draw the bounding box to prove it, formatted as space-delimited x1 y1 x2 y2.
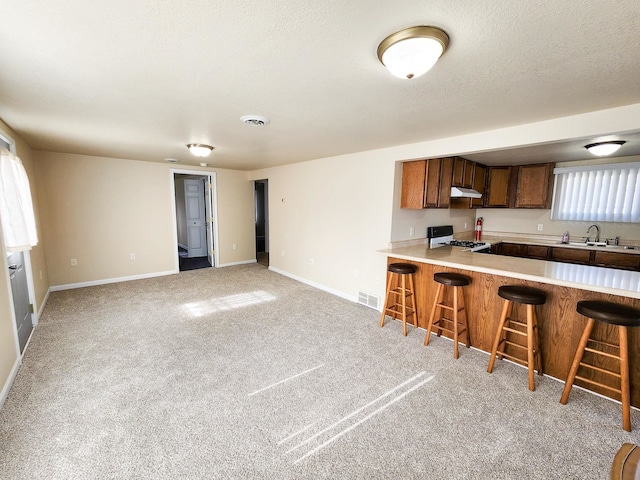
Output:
378 243 640 300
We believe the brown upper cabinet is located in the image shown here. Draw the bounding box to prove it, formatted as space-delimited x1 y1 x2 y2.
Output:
400 157 453 209
471 163 486 208
514 163 555 208
484 166 513 207
452 157 474 189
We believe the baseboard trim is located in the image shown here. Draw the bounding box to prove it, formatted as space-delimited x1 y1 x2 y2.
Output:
268 266 358 303
0 356 21 411
217 259 257 267
50 270 178 291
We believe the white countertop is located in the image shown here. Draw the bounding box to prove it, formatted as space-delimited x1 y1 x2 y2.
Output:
378 244 640 299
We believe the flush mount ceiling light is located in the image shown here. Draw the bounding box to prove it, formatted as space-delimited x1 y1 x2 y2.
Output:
584 141 626 156
377 26 449 79
164 158 178 163
240 115 270 126
186 144 214 157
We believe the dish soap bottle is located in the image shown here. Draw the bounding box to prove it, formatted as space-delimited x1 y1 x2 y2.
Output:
562 231 569 244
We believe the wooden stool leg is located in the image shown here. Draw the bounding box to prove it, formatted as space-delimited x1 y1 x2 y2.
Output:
424 283 443 346
497 302 513 360
620 326 631 432
488 300 511 373
453 286 460 359
526 305 536 391
560 318 595 404
533 307 543 376
380 271 392 328
401 274 408 336
408 273 417 329
459 287 470 348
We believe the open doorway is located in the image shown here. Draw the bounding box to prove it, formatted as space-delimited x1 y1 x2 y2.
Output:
172 171 218 272
254 179 269 267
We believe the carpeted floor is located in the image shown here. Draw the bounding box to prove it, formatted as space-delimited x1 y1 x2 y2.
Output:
1 264 639 479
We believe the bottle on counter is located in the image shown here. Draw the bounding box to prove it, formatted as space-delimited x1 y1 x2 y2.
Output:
562 231 569 243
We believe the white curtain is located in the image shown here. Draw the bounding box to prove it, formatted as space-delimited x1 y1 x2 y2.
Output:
0 148 38 251
551 162 640 223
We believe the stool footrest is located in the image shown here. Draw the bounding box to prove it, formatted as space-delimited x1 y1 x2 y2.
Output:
497 351 529 367
584 346 621 361
501 339 528 351
579 361 621 378
575 375 622 395
431 319 467 337
502 326 527 337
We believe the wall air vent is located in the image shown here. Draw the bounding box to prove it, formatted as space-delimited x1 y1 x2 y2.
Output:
358 291 380 310
241 115 270 126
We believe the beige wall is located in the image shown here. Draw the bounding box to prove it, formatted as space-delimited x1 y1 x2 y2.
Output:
35 152 254 286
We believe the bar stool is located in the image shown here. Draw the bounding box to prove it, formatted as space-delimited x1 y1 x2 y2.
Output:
380 263 417 336
487 285 546 391
424 272 471 359
560 300 640 432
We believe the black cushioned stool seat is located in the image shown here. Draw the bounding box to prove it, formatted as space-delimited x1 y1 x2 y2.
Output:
488 285 546 391
561 300 640 432
498 285 546 306
380 263 418 336
425 272 471 359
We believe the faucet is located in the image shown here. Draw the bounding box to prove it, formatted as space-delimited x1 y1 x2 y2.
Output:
586 224 600 243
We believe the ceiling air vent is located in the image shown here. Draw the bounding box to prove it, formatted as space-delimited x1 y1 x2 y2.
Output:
241 115 270 126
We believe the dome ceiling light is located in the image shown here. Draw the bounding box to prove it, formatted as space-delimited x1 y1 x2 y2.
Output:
584 141 626 156
377 26 449 79
187 144 214 157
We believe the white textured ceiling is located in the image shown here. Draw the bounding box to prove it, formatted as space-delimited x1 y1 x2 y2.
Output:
1 1 640 170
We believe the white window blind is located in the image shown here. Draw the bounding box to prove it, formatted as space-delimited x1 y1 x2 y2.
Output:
551 162 640 222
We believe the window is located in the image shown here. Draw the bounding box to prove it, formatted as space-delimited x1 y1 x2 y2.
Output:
0 131 15 152
551 162 640 222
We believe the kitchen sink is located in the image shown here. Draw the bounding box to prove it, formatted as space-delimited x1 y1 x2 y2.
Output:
557 241 635 250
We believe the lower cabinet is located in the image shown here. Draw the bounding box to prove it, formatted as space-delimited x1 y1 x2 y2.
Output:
492 242 639 271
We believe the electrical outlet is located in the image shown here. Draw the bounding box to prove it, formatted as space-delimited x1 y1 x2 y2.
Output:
353 269 358 278
464 222 468 229
409 226 415 236
309 258 314 266
70 258 77 267
537 224 543 231
232 243 237 250
39 270 43 280
281 251 285 257
130 253 136 260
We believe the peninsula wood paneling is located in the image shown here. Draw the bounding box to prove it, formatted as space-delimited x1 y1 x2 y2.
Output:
386 257 640 406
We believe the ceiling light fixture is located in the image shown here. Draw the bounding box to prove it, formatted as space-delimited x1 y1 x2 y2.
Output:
187 144 214 157
377 26 449 79
164 158 178 163
584 141 626 157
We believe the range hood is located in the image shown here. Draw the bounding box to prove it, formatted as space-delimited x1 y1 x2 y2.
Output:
450 186 482 199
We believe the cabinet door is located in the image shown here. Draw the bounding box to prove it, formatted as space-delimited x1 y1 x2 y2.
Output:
401 160 427 209
424 158 442 208
550 247 592 264
484 166 512 207
526 245 550 260
515 163 555 208
593 251 640 271
501 243 527 257
471 163 486 208
452 157 475 189
437 157 453 208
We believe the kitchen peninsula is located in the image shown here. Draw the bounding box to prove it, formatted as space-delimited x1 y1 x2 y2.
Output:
378 242 640 405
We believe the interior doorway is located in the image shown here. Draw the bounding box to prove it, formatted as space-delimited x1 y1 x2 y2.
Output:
254 179 269 267
172 171 218 272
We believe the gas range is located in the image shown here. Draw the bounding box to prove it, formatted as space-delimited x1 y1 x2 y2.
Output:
427 225 491 252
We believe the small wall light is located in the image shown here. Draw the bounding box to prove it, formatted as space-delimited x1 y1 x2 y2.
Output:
584 141 626 156
377 26 449 79
187 144 214 157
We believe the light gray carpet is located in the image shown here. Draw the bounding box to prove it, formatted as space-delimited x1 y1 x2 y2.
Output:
1 264 639 479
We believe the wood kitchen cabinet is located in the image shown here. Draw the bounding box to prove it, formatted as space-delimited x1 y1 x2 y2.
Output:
484 166 513 207
549 247 592 265
452 157 474 188
593 251 640 271
514 163 555 208
400 158 452 209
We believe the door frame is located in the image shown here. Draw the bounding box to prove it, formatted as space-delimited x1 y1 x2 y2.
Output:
170 169 219 271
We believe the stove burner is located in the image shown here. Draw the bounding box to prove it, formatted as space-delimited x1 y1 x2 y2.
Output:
449 240 487 248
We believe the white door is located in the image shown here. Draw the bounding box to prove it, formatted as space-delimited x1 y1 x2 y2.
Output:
204 178 214 266
184 179 207 257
